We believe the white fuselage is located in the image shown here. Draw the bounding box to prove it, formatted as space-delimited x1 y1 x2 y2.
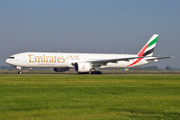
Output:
6 52 149 69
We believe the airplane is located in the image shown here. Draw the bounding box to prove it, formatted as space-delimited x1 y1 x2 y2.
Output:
6 34 173 74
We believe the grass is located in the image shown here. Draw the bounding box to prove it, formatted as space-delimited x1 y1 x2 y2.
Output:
0 75 180 120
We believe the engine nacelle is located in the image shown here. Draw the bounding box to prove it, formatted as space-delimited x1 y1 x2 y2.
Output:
74 62 92 73
53 67 70 72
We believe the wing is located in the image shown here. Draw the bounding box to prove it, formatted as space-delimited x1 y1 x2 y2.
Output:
87 56 143 66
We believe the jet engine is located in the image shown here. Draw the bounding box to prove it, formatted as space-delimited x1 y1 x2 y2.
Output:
53 67 70 72
74 62 92 73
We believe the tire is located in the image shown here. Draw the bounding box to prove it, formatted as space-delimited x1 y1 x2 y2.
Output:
78 72 89 74
91 71 95 74
91 71 102 75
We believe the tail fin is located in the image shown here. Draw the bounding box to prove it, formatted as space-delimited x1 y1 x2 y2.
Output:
138 34 158 57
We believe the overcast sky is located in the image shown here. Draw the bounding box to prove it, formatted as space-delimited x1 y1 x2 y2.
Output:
0 0 179 68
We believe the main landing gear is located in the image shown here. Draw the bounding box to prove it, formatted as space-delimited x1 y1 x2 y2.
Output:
91 67 102 74
91 71 102 74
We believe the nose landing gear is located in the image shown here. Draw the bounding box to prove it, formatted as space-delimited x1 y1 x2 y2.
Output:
18 71 22 74
16 66 22 74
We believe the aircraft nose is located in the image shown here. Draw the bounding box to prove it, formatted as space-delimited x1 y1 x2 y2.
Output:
5 59 10 64
5 58 12 65
6 56 17 65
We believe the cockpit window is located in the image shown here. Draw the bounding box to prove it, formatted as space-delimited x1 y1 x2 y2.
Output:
9 57 15 59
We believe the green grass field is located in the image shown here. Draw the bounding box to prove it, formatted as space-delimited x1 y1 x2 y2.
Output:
0 75 180 120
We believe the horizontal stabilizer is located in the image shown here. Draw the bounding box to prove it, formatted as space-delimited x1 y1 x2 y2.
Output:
145 56 174 61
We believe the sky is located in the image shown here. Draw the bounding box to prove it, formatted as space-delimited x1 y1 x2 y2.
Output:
0 0 180 68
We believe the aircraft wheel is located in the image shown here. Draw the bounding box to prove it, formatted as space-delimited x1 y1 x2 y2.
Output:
91 71 102 75
18 71 22 74
91 71 95 74
97 71 102 74
78 72 89 74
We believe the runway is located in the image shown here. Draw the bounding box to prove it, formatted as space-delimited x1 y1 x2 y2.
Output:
0 73 178 75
